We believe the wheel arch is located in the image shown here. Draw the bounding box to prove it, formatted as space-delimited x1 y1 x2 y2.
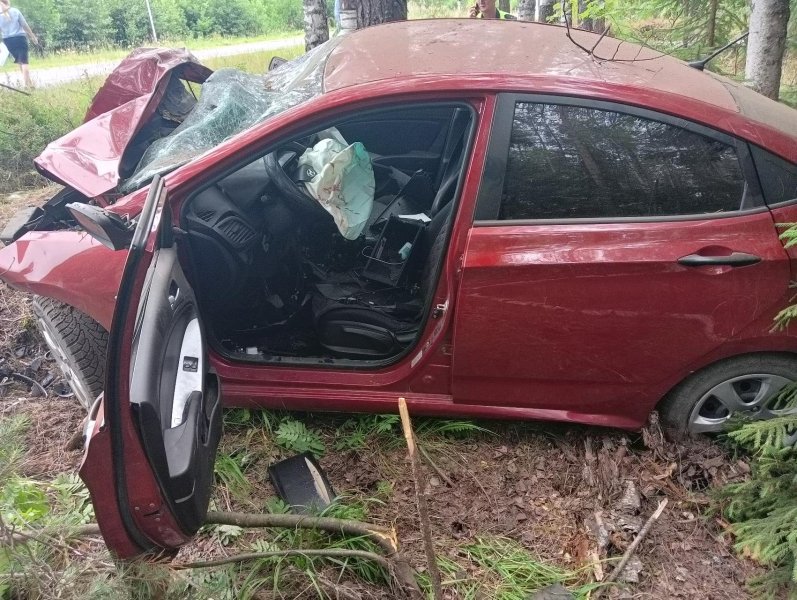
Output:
655 349 797 412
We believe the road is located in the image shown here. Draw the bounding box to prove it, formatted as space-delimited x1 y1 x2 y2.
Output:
1 36 302 89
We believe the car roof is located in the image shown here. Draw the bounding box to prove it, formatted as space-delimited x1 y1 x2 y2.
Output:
324 20 797 143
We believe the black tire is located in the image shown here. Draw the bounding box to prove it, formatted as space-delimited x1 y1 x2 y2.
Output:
32 296 108 411
658 353 797 439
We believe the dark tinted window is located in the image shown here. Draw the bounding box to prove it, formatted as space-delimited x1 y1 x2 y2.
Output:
500 103 750 220
751 145 797 205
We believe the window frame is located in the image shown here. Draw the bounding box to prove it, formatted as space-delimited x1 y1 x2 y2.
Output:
749 144 797 208
474 93 765 225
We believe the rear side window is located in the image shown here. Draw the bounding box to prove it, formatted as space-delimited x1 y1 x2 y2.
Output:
751 146 797 205
500 103 753 220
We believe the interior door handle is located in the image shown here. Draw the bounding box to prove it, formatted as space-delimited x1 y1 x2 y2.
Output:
677 252 761 267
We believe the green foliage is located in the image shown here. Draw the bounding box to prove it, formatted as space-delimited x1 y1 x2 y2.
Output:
334 414 400 450
0 477 50 525
417 537 594 599
0 78 96 191
275 419 325 456
214 451 253 500
15 0 299 51
50 472 94 524
416 418 492 439
0 414 30 479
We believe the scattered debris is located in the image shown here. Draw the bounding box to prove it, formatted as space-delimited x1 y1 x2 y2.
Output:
529 583 575 599
596 498 669 597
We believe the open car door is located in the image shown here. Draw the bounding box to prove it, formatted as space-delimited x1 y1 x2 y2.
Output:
79 176 222 557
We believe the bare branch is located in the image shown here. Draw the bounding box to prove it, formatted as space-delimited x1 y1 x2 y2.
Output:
173 548 390 570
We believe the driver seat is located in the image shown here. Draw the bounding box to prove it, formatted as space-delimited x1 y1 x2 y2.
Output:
312 200 454 358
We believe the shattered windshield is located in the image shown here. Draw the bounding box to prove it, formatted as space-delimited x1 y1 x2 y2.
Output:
121 38 342 193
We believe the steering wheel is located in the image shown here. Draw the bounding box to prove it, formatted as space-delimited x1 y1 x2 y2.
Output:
263 140 332 221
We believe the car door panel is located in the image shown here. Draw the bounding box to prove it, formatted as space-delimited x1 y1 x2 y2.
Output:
130 246 221 534
452 212 791 425
79 177 221 557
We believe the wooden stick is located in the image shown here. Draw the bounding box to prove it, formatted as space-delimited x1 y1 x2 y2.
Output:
0 82 30 95
418 443 454 487
596 498 668 597
398 397 443 600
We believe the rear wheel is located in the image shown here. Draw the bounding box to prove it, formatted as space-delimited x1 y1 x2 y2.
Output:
33 297 108 411
659 354 797 437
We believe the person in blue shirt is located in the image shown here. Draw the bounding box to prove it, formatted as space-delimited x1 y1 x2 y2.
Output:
0 0 37 88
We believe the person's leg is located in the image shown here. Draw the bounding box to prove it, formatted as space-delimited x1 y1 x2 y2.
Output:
19 62 32 87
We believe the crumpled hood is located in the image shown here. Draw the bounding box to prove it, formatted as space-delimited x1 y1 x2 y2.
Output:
33 47 211 199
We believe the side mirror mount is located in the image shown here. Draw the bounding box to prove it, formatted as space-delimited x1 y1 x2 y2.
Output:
66 203 135 251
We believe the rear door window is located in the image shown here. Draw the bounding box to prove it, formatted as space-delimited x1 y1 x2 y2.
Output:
499 102 757 221
751 145 797 205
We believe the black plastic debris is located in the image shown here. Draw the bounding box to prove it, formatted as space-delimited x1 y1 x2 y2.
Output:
268 452 336 515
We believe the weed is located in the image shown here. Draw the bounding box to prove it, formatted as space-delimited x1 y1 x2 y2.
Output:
50 473 94 524
215 524 245 546
334 414 400 450
0 477 50 525
416 419 492 439
265 497 290 514
214 451 253 501
275 418 325 456
0 414 30 479
461 537 595 600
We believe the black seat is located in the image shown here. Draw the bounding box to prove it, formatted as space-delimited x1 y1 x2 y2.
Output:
312 201 454 358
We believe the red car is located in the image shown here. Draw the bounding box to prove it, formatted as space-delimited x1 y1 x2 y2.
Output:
2 19 797 556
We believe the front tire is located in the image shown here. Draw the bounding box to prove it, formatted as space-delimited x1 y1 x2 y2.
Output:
33 296 108 411
659 354 797 438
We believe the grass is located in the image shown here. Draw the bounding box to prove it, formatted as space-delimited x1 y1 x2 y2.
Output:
0 43 303 194
0 31 301 73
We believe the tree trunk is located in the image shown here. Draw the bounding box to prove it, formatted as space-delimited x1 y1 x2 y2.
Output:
537 0 554 22
578 0 593 30
706 0 718 46
744 0 790 99
498 0 510 12
355 0 407 27
303 0 329 51
518 0 534 20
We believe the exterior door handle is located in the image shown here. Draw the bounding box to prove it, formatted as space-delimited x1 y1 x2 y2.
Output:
677 252 761 267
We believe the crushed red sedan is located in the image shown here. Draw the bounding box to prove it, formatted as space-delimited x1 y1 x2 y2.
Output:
1 19 796 557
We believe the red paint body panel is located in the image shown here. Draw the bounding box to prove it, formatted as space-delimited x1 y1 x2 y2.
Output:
34 48 210 198
0 231 125 329
85 47 211 121
452 212 793 427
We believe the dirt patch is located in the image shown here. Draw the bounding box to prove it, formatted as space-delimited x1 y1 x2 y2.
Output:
311 422 757 599
0 185 61 229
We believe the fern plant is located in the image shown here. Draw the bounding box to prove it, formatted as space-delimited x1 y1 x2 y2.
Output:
715 224 797 599
275 419 325 456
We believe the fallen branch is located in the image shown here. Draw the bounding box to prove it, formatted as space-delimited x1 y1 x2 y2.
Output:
399 397 443 600
174 548 390 570
206 510 421 598
0 82 30 95
596 498 668 597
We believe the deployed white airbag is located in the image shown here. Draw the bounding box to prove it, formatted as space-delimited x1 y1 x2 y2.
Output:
297 132 375 240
